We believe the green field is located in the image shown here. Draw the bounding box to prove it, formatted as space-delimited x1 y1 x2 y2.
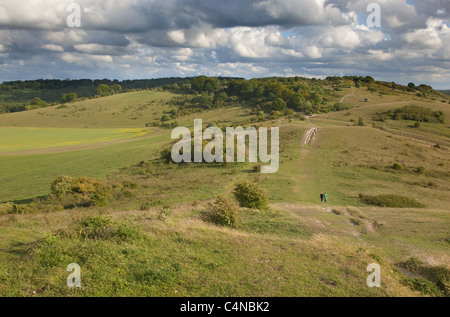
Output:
0 133 168 202
0 127 152 153
0 85 448 297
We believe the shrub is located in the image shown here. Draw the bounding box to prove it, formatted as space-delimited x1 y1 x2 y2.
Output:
75 215 142 242
51 176 107 196
402 277 442 297
89 192 108 206
393 163 404 170
9 204 33 214
0 203 33 215
359 194 425 208
399 257 450 296
207 195 239 228
206 121 218 128
253 165 261 173
416 166 426 175
233 180 267 209
358 117 365 126
160 148 173 163
71 177 106 194
158 205 172 220
0 202 14 215
331 102 353 112
50 176 74 196
375 106 445 123
50 176 110 208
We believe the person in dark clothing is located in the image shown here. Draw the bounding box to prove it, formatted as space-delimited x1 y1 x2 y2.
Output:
320 192 324 203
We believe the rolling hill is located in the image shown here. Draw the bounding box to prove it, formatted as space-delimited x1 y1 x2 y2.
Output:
0 77 448 297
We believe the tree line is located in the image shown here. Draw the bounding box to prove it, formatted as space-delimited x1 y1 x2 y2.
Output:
0 77 203 113
1 75 447 116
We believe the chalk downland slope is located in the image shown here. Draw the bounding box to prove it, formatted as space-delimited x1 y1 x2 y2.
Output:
0 83 448 297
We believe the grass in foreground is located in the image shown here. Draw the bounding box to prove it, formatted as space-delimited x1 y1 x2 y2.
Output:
2 203 443 297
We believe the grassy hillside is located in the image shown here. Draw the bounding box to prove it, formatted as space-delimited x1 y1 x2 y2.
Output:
0 90 176 128
0 79 448 297
0 78 197 107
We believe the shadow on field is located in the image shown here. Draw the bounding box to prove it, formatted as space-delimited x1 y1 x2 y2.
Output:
9 196 48 205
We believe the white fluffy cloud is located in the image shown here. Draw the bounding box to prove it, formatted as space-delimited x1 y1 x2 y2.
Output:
403 18 448 49
255 0 347 26
0 0 449 88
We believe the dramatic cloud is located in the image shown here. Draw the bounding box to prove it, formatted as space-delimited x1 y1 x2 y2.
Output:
0 0 449 88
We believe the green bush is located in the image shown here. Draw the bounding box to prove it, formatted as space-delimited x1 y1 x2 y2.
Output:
160 148 173 163
358 117 365 126
50 176 74 196
71 177 107 195
89 192 108 207
393 163 404 170
74 215 142 242
399 257 449 296
374 106 445 123
359 194 425 208
233 180 267 209
207 195 239 228
51 176 107 196
10 204 33 214
402 277 442 297
331 102 353 112
0 202 14 215
416 166 426 175
0 202 34 215
50 176 110 208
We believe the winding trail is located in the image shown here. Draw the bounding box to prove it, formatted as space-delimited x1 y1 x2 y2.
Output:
340 88 356 103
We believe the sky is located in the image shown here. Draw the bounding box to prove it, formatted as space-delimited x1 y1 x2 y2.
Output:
0 0 449 89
